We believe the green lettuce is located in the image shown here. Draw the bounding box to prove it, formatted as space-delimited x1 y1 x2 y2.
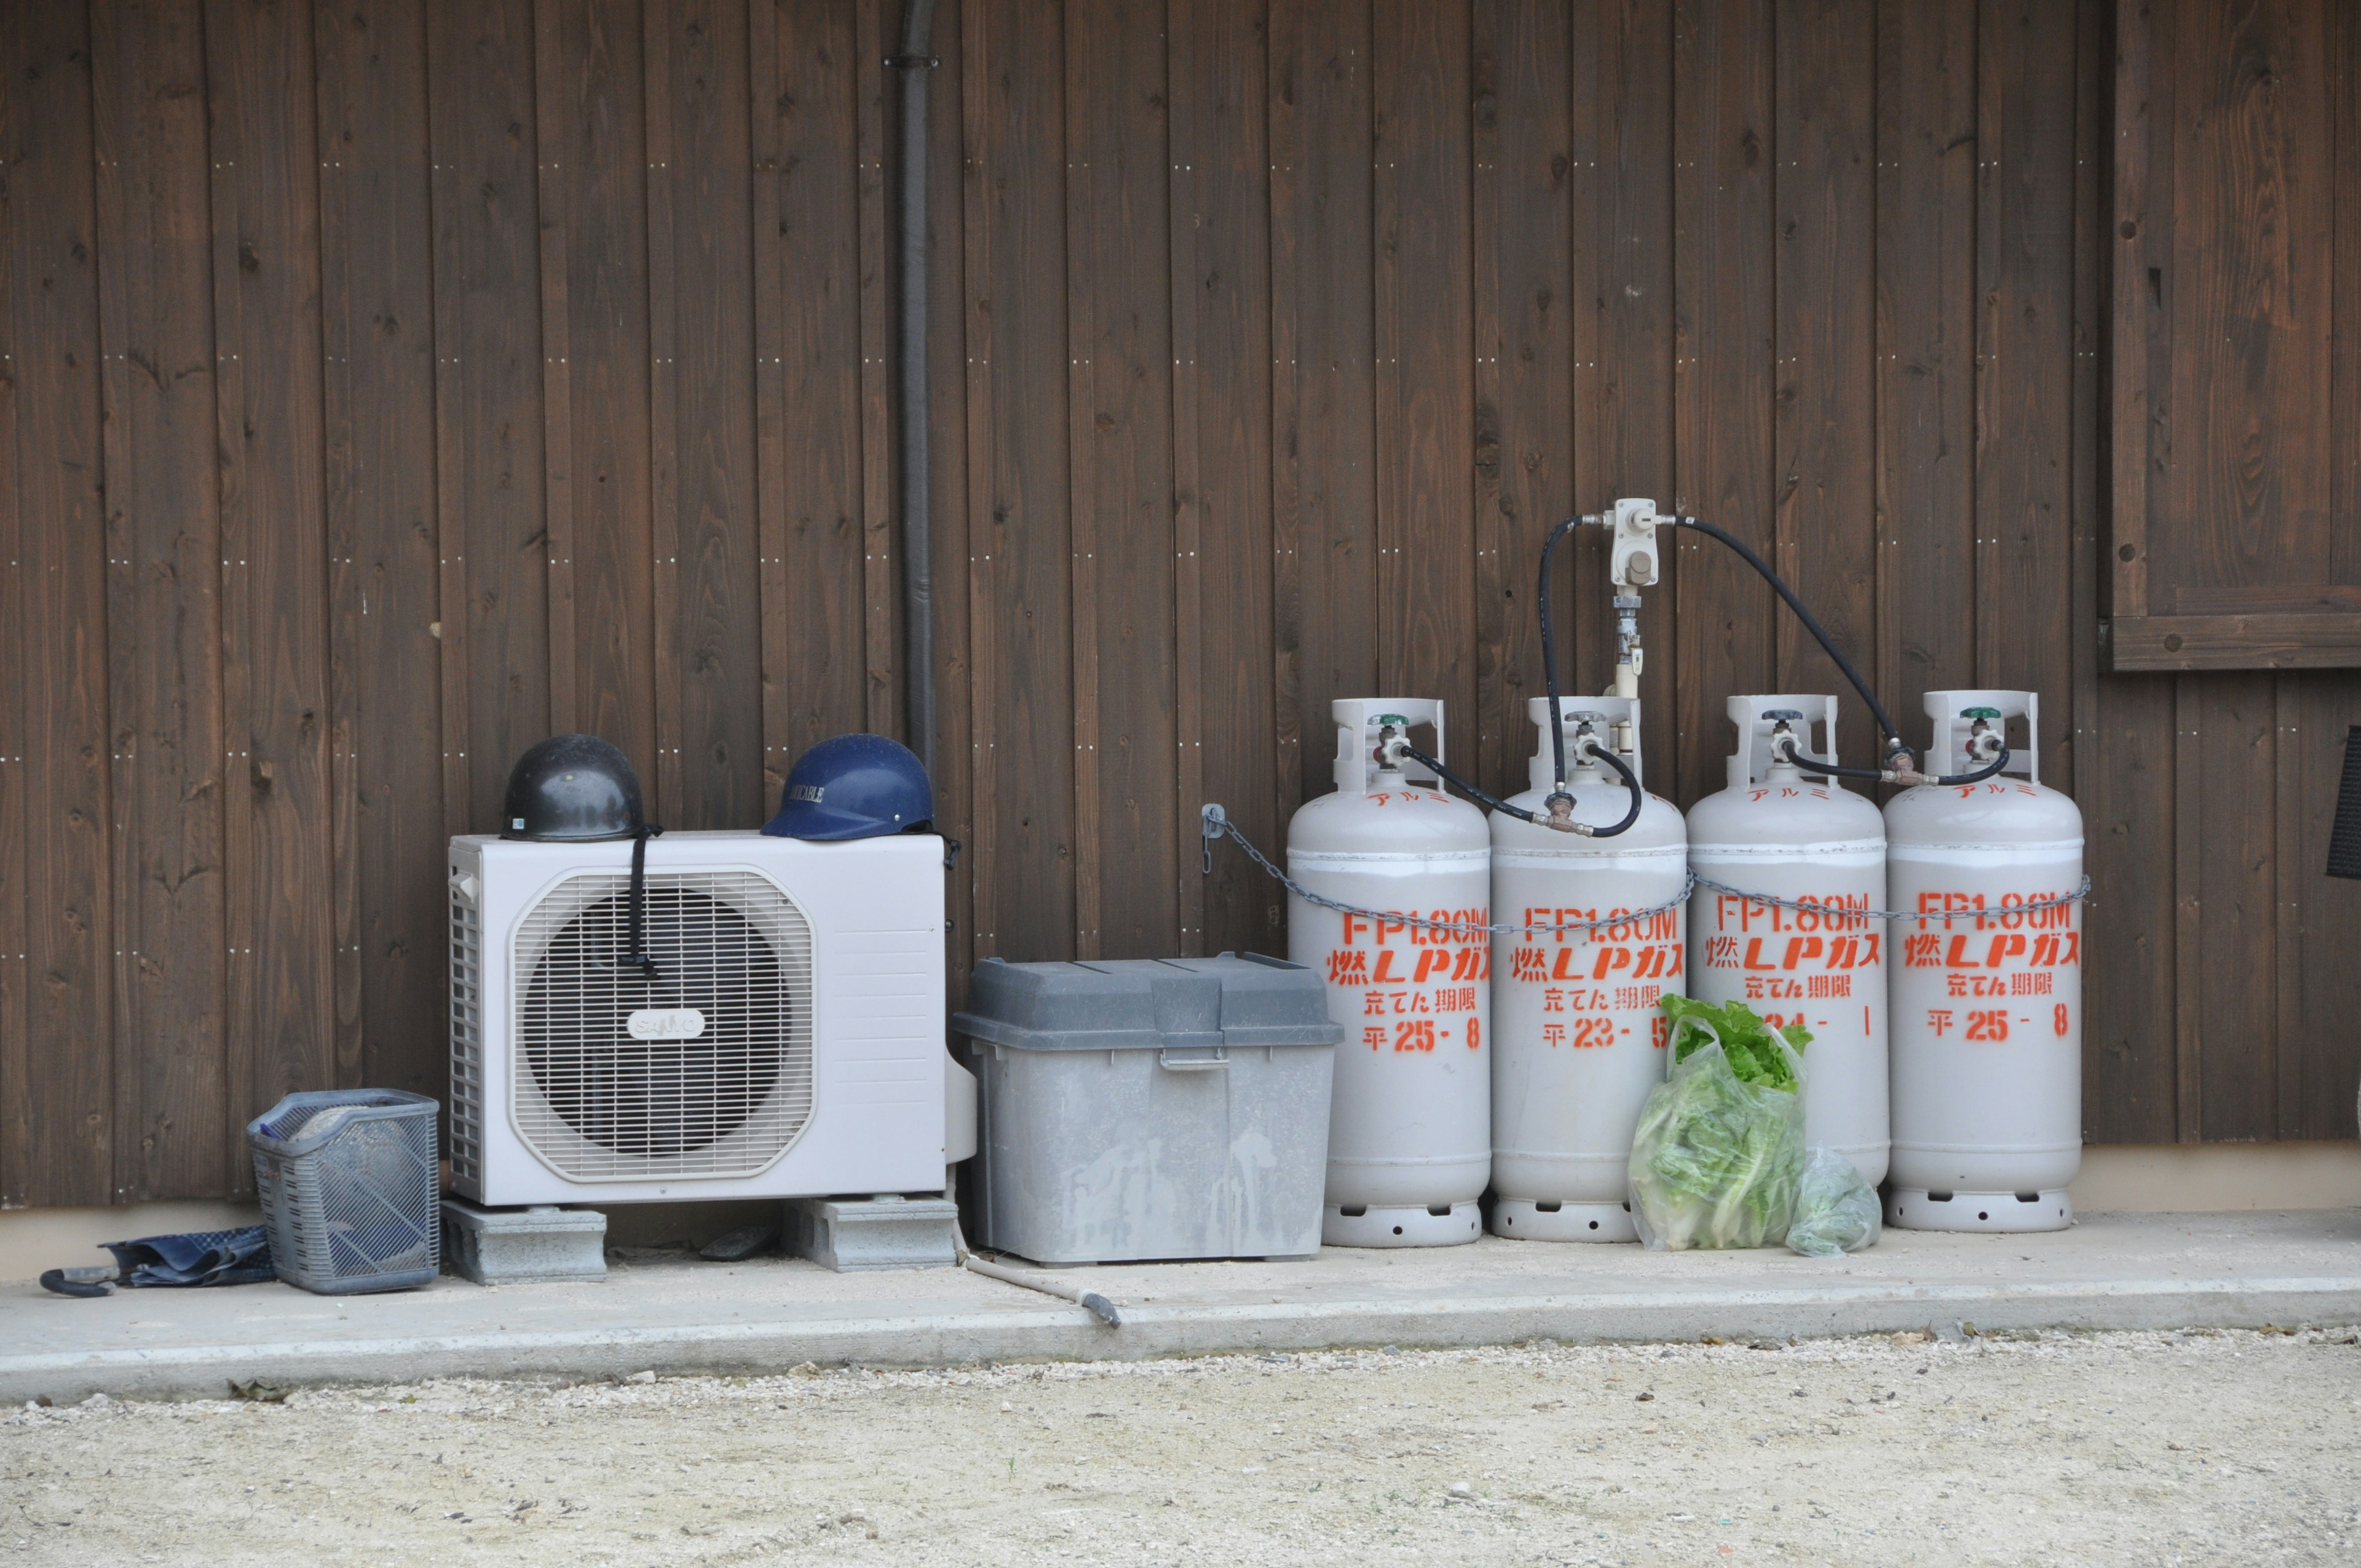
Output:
1658 995 1809 1092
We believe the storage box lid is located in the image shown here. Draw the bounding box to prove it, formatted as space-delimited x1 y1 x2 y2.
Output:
952 952 1344 1053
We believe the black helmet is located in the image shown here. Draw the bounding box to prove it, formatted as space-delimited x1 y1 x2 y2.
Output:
500 734 644 841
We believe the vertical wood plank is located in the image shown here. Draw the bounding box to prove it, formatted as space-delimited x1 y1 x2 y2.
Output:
531 0 578 735
2066 0 2108 1120
1069 0 1175 959
1370 0 1473 734
2108 0 2154 618
643 0 682 819
207 0 337 1149
92 0 230 1195
1473 0 1572 797
1975 0 2077 786
922 0 973 992
2157 0 2335 607
1774 0 1877 768
2335 0 2360 588
1061 0 1101 959
0 5 21 1206
1166 0 1204 953
761 0 871 790
2066 0 2104 806
315 1 363 1100
2193 673 2277 1141
1671 0 1773 804
314 0 445 1096
1875 0 1975 754
963 0 1075 960
2094 0 2185 1147
2286 677 2361 1138
1268 0 1375 811
2305 4 2361 1135
429 0 549 833
4 2 116 1203
855 0 896 739
2170 674 2201 1141
649 0 761 830
1594 0 1675 738
1174 0 1275 956
2081 671 2177 1143
543 0 655 797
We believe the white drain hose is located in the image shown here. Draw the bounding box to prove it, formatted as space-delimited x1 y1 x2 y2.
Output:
952 1220 1121 1326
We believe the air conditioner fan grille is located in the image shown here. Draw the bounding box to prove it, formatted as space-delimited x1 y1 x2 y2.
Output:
512 869 813 1181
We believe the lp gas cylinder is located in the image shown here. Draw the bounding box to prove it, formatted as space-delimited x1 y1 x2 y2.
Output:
1489 698 1686 1241
1885 691 2084 1233
1288 700 1489 1248
1687 696 1890 1185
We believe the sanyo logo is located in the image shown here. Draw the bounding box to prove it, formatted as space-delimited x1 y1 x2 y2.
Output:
627 1007 708 1042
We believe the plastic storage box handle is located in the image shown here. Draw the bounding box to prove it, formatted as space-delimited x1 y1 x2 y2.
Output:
1157 1046 1229 1072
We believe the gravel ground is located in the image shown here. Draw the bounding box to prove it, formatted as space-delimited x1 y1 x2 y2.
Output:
5 1325 2358 1565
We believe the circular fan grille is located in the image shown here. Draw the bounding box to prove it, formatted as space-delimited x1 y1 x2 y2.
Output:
513 872 812 1179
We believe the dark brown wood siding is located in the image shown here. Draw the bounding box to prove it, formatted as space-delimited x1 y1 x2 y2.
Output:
0 0 2352 1208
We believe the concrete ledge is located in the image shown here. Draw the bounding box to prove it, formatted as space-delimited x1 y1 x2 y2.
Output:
2 1210 2354 1404
4 1275 2357 1407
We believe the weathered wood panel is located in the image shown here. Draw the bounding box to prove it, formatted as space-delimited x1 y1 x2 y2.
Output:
962 0 1074 960
1371 1 1474 744
1270 0 1377 810
757 0 870 802
207 0 340 1165
317 0 448 1099
1873 0 1975 754
1775 0 1878 768
6 4 116 1205
653 0 762 830
1067 0 1177 959
92 0 230 1194
1671 0 1772 801
429 0 549 837
1169 0 1275 956
2 0 2357 1209
1473 0 1573 796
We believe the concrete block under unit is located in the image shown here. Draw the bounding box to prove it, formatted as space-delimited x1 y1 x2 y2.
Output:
441 1198 608 1285
787 1195 960 1272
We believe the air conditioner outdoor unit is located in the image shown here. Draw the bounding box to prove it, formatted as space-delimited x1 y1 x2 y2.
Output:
446 830 960 1207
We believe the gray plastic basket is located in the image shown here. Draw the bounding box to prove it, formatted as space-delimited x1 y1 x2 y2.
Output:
247 1090 441 1294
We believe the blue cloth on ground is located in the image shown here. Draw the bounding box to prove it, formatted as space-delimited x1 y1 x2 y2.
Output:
100 1227 274 1287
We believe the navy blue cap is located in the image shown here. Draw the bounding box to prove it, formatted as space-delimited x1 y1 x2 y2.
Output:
762 734 935 841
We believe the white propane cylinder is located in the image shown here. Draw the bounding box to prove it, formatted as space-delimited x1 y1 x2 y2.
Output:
1490 697 1687 1242
1289 700 1490 1248
1687 696 1891 1186
1885 690 2084 1233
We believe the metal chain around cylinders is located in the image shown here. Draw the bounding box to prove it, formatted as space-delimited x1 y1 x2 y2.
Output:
1200 804 2092 933
1201 805 1692 938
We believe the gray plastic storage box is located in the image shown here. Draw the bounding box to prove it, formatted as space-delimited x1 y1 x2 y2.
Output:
953 953 1343 1265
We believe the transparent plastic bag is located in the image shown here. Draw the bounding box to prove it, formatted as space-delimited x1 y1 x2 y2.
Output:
1627 1020 1806 1250
1785 1145 1882 1257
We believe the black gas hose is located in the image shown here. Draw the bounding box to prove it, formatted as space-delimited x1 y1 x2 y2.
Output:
1535 516 1585 796
1669 515 1908 769
1584 740 1646 836
1398 738 1642 839
1782 743 2013 788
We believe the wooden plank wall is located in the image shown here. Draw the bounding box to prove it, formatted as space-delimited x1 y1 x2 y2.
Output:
0 0 2354 1209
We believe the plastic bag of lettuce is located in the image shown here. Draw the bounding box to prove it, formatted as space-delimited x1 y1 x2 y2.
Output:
1627 997 1808 1249
1786 1146 1882 1256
